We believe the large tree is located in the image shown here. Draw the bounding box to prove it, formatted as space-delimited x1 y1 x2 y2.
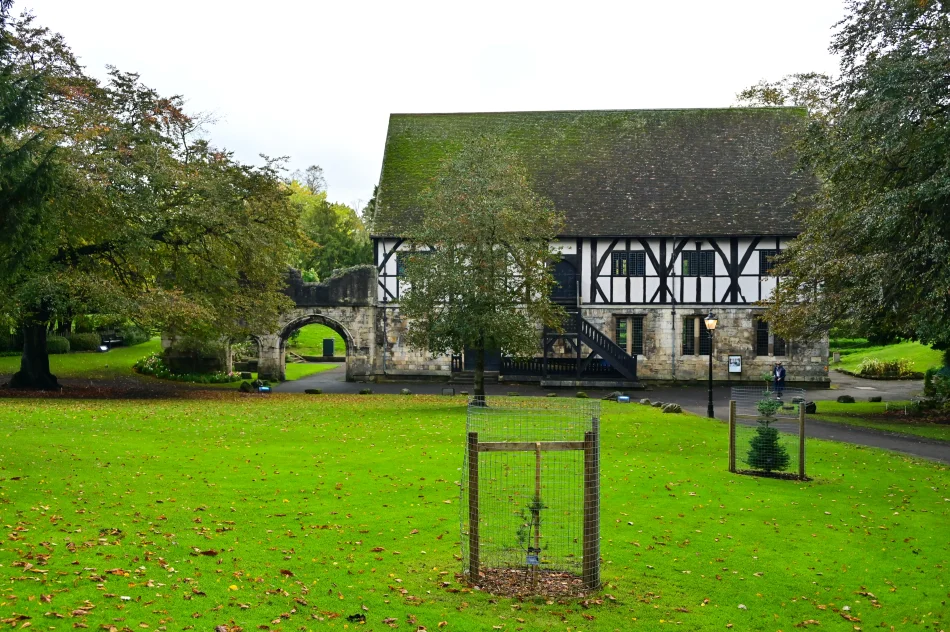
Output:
290 176 372 282
739 0 950 351
397 136 565 396
0 8 298 388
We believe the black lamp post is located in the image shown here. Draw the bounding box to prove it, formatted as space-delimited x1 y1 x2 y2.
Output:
704 312 718 418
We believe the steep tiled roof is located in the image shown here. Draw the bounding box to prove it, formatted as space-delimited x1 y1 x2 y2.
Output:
373 108 813 237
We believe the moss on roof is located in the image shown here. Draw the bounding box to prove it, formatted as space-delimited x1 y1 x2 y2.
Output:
374 108 812 237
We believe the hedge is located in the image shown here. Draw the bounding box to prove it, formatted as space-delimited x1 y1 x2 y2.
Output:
47 336 70 354
67 332 102 352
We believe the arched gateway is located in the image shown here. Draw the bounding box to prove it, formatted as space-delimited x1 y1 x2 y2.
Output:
256 267 376 382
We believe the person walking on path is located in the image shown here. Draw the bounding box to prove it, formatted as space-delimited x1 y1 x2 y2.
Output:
774 361 786 397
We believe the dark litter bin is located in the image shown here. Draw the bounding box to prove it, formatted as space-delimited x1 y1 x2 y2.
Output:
323 338 335 357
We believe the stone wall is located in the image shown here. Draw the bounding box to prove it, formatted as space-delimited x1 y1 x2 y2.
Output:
581 306 829 383
375 307 453 376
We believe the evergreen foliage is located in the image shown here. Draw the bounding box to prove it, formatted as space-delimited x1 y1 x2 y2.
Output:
740 0 950 352
747 398 790 472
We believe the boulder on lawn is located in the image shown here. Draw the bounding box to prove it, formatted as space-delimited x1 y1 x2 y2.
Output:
576 391 589 399
304 388 322 395
238 381 253 393
602 391 623 401
661 403 682 413
359 388 373 395
836 395 855 403
868 395 882 403
639 398 651 406
240 371 252 380
805 401 817 414
651 401 664 408
546 392 558 398
400 388 412 395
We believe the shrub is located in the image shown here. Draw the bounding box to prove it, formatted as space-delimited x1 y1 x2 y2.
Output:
359 388 373 395
0 329 20 352
924 368 936 396
117 324 150 347
756 397 782 417
67 332 101 352
858 357 915 378
134 353 241 384
46 335 70 354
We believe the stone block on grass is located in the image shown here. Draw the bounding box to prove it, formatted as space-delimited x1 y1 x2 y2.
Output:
836 395 855 403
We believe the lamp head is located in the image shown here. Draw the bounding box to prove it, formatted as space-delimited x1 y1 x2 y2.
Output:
703 312 718 331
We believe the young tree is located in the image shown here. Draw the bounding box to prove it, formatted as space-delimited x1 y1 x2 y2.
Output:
397 136 565 396
0 9 299 389
739 0 950 351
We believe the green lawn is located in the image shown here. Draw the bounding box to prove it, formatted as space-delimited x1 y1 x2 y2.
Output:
285 362 342 381
0 338 162 379
811 400 950 442
830 338 944 374
0 396 947 631
288 324 346 357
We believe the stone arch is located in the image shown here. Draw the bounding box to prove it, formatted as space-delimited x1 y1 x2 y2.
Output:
276 313 354 381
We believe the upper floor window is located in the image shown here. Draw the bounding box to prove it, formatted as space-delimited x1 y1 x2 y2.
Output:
682 251 715 277
611 251 646 276
759 249 780 276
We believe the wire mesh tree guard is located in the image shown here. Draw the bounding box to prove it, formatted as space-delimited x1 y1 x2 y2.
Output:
728 386 808 480
461 396 600 596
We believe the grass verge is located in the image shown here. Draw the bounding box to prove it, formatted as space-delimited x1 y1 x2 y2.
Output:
811 400 950 442
288 324 346 357
0 395 947 631
0 339 161 380
830 338 944 375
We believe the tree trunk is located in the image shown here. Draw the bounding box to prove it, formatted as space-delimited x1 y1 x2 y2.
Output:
474 344 486 399
10 323 59 390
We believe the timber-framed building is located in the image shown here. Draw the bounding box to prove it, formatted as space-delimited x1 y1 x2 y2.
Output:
370 108 830 386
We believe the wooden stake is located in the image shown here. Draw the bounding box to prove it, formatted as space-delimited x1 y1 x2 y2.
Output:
582 430 599 590
728 400 737 473
467 432 479 581
532 441 541 591
798 403 806 480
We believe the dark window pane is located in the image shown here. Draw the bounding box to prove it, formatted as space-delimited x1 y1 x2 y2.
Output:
396 253 406 276
699 318 711 355
631 316 644 355
682 317 695 355
611 252 627 276
701 251 715 277
774 334 786 356
615 318 627 346
682 252 694 276
759 249 780 275
630 252 646 276
755 320 770 356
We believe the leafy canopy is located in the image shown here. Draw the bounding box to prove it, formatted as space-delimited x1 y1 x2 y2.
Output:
0 8 299 343
740 0 950 350
397 136 565 359
290 177 371 282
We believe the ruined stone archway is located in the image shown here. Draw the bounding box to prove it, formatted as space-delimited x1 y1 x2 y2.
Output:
255 267 376 382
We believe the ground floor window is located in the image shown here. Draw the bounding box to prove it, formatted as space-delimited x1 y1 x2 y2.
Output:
755 319 786 356
682 316 711 355
614 315 644 355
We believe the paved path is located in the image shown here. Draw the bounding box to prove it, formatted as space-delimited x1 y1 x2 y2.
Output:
275 365 949 464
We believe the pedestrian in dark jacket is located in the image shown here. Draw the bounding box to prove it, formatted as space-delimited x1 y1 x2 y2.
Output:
774 362 786 397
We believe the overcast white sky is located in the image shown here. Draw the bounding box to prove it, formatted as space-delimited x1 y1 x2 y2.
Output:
32 0 845 211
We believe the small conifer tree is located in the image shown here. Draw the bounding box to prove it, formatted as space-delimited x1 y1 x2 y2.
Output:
746 398 790 472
